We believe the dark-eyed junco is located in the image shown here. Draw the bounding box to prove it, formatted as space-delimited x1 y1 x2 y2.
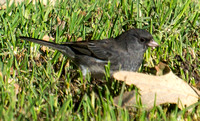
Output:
20 29 158 78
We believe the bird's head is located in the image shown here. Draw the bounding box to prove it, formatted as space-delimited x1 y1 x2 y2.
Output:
132 29 159 48
117 29 159 52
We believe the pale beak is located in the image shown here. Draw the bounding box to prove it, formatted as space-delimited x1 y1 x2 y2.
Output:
147 39 159 47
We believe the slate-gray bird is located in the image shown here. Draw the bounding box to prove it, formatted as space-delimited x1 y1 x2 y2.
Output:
19 29 159 78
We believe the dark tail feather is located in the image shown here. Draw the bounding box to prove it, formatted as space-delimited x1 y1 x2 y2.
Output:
19 37 75 58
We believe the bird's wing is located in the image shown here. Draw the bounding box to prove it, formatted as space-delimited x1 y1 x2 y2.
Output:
66 39 114 60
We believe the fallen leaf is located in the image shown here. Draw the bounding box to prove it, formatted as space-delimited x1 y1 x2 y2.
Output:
76 37 83 42
113 63 200 110
42 35 51 41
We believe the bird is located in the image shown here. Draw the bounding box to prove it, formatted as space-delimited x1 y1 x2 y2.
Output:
19 29 159 78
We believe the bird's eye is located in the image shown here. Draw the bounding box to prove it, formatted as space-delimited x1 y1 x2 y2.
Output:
140 38 145 43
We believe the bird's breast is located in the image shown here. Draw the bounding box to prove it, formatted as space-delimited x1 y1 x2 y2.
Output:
113 52 144 72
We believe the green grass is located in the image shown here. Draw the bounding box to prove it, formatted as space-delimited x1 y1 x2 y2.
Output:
0 0 200 120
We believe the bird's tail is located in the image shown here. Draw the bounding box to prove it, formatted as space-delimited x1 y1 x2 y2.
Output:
19 37 75 58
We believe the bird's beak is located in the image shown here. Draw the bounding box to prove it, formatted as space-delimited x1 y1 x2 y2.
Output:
147 39 159 47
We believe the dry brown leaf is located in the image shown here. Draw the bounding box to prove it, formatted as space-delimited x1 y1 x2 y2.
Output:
113 63 200 110
76 37 83 42
42 35 51 41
